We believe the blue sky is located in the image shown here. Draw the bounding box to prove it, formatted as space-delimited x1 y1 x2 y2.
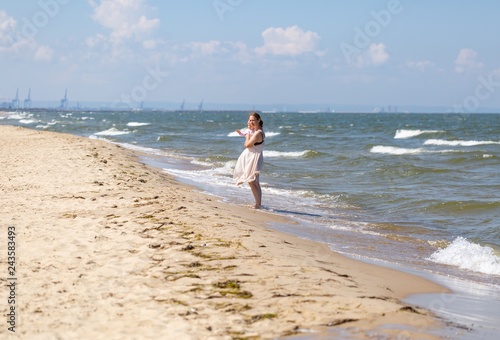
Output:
1 0 500 111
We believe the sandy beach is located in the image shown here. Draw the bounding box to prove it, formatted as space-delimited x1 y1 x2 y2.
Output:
0 125 452 339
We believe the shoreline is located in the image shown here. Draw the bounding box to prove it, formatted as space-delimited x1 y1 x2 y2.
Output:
1 125 454 338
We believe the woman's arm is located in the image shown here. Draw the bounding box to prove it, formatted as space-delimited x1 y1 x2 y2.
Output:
244 130 262 148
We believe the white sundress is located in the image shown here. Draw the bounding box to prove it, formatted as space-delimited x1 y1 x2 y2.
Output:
233 135 264 186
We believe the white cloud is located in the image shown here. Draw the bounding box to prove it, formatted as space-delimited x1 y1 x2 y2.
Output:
231 41 252 64
34 45 54 62
455 48 483 74
407 60 435 72
189 40 222 56
142 39 162 50
85 33 106 48
0 11 15 49
0 10 16 32
164 40 249 65
89 0 160 45
0 10 42 57
368 43 389 65
352 43 389 67
0 10 27 53
255 25 320 56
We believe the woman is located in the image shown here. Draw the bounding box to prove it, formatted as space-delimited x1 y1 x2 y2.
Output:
233 112 265 209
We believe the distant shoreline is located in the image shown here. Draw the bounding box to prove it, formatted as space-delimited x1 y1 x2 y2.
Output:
3 107 500 114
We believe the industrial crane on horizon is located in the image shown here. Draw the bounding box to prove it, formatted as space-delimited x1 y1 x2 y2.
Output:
59 88 68 109
24 89 32 108
11 89 20 109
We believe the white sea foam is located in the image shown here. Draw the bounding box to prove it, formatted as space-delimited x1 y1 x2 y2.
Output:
428 237 500 275
19 119 37 124
7 113 30 120
370 145 460 155
94 128 131 136
424 139 500 146
211 161 237 176
227 130 280 137
117 143 160 154
370 146 425 155
394 129 444 139
127 122 151 127
161 164 323 214
265 150 310 158
115 142 184 159
163 167 237 192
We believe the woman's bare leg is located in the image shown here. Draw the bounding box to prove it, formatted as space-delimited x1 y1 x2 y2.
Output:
248 176 262 208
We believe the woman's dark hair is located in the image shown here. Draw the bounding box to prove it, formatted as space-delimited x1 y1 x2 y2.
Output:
249 111 263 128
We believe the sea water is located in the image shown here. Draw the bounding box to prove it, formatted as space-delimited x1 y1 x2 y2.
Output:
2 109 499 336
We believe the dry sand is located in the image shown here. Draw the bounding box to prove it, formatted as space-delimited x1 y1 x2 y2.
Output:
0 125 452 339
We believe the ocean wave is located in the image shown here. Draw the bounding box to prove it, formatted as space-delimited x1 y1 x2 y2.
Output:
428 237 500 275
265 150 316 158
210 160 237 176
19 119 37 124
191 159 219 168
127 122 151 127
424 139 500 146
227 129 250 137
227 130 280 137
394 129 444 139
370 145 460 155
6 113 28 120
426 200 500 214
115 142 184 159
370 146 425 155
93 128 131 136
